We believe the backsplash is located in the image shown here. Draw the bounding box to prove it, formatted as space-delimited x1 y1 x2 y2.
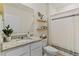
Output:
11 34 27 39
11 32 34 40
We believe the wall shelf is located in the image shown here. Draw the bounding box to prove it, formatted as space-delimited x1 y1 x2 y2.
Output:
37 19 47 23
37 29 47 32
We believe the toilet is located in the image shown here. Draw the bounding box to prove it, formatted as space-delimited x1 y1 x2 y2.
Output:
43 46 59 56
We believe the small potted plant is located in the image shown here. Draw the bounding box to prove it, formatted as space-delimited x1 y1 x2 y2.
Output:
38 12 44 19
2 25 13 42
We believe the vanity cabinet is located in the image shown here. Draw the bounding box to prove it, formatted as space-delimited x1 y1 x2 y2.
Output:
2 44 30 56
1 40 46 56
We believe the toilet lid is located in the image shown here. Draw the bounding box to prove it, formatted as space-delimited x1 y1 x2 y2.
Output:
44 46 58 53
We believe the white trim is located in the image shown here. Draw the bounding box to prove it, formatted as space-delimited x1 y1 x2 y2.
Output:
51 8 79 17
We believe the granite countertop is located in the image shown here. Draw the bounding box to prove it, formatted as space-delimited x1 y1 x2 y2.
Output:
1 37 42 51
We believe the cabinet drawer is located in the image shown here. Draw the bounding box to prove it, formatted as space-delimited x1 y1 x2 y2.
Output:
31 41 42 50
4 45 30 56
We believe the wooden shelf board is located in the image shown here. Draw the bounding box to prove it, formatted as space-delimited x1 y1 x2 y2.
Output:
37 19 47 23
37 29 47 32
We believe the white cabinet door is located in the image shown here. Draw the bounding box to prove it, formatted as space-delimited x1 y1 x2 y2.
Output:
3 45 30 56
0 53 1 56
31 41 42 50
42 39 47 47
31 47 42 56
21 52 30 56
31 41 42 56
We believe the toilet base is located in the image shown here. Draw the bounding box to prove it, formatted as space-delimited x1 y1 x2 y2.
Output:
44 52 58 56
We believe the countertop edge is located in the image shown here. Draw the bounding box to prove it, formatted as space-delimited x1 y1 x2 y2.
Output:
1 39 42 52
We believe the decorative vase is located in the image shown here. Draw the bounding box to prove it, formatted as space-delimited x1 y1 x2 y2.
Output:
3 34 11 42
6 36 11 42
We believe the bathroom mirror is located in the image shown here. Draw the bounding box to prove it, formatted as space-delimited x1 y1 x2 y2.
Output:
3 4 34 35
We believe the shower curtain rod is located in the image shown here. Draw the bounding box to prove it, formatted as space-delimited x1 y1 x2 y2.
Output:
52 13 79 20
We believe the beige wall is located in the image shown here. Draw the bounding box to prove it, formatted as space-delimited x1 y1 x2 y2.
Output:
0 4 3 14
